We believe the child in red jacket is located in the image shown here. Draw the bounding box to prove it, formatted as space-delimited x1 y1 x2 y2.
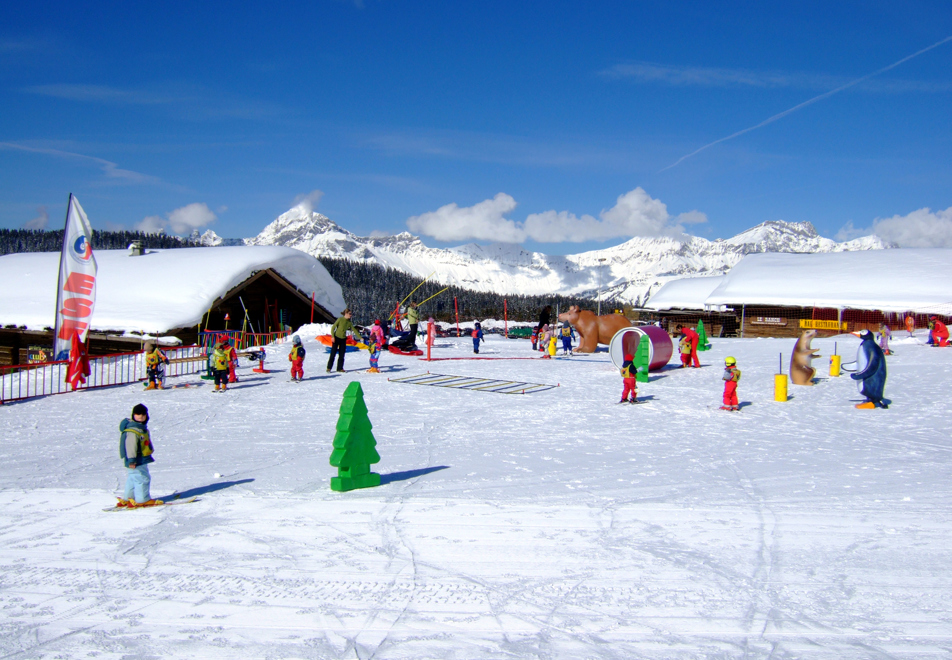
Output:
721 356 740 411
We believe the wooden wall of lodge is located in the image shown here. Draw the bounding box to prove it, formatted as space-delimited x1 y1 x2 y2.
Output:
643 306 905 340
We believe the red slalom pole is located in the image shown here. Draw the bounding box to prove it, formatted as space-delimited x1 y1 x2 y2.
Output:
310 292 315 323
454 296 460 337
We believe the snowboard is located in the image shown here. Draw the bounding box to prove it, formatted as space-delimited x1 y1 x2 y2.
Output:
103 496 199 512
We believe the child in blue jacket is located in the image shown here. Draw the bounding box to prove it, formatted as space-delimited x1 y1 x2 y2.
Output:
472 322 483 354
118 403 163 507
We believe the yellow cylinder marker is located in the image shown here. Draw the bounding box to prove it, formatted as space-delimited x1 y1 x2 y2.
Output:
548 336 557 356
774 373 788 402
829 354 841 377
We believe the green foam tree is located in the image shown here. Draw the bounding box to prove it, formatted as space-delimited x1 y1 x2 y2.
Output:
696 320 711 351
634 335 651 383
329 382 381 492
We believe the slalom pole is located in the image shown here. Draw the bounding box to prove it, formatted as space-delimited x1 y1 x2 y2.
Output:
310 292 315 324
416 287 449 307
391 271 436 319
455 296 460 337
504 299 508 338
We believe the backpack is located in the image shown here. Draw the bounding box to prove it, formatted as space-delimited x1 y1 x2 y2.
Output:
472 329 479 338
561 327 571 337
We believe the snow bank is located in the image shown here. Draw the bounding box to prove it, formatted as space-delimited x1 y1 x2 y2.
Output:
706 249 952 312
0 246 346 333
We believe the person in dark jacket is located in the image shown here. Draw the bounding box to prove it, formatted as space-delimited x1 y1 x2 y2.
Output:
537 305 552 334
118 403 162 507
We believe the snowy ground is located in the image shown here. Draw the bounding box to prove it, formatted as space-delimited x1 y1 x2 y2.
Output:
1 328 951 659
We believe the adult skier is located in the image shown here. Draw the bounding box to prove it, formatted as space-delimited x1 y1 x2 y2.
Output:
850 329 888 409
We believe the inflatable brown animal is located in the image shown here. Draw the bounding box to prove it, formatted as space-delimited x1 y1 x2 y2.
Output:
790 329 820 385
558 305 632 353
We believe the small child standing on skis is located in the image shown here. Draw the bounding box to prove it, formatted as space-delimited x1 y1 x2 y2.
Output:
472 321 483 354
721 356 741 411
619 353 638 403
143 341 169 390
530 327 539 351
118 403 162 507
559 322 574 356
288 335 306 381
211 341 230 392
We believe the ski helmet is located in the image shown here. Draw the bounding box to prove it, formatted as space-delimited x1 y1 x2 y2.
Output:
725 356 736 366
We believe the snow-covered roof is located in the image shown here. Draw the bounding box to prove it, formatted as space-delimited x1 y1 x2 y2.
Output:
0 246 346 333
644 276 726 311
705 249 952 312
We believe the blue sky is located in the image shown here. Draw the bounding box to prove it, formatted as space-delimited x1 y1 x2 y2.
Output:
2 2 951 253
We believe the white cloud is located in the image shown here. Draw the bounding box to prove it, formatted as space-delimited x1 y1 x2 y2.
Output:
871 206 952 248
292 190 324 214
136 215 167 235
168 203 217 234
407 193 523 242
135 202 217 235
407 188 705 244
23 205 49 230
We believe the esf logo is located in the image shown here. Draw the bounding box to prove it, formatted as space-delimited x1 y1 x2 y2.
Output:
72 235 92 261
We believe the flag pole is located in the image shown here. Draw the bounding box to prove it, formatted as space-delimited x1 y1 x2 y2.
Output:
51 194 73 356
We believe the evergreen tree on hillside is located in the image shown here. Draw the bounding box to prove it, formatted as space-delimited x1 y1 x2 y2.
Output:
317 257 598 323
0 228 198 255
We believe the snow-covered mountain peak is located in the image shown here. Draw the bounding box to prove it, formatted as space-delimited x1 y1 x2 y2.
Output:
245 205 348 249
246 204 891 305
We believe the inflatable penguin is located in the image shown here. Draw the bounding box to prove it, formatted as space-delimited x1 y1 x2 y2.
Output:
851 329 888 409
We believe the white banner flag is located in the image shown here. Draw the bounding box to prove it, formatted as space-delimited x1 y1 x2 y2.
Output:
52 194 98 361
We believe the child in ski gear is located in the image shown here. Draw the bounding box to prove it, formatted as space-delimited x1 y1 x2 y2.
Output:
143 341 169 390
539 324 552 358
678 334 692 367
211 341 230 391
289 335 305 381
472 321 483 353
560 322 574 356
721 356 741 411
220 339 239 383
370 319 386 347
530 327 539 351
619 353 638 403
878 323 892 355
367 340 381 373
930 315 949 347
118 403 162 507
327 309 356 372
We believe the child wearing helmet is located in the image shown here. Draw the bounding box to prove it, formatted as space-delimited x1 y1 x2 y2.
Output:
472 321 483 354
288 335 306 381
721 356 741 411
211 341 230 392
560 321 574 356
619 353 639 404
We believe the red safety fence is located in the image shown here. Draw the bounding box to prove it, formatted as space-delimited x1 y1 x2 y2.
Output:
0 345 205 404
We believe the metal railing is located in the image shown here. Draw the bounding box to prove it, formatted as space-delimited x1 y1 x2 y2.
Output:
0 345 205 404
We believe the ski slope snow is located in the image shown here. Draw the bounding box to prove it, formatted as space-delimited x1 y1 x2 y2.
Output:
1 329 950 658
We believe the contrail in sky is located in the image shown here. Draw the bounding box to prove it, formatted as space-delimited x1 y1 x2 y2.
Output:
661 34 952 172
